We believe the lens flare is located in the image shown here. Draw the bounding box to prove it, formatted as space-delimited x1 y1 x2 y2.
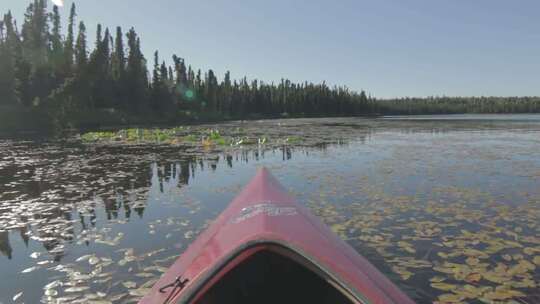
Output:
185 90 194 100
51 0 64 7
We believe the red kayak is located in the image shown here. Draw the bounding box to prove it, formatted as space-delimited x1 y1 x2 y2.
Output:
139 168 414 304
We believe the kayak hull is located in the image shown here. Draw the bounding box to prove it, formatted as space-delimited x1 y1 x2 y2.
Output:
139 168 414 304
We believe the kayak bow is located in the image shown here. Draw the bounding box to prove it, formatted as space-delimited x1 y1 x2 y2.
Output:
139 167 414 304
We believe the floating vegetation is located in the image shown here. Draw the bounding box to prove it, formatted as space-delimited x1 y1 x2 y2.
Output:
309 171 540 303
2 117 540 303
79 121 320 149
12 292 23 301
311 192 540 303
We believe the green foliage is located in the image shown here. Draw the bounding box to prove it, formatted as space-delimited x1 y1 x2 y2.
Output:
208 129 221 140
1 1 540 134
198 129 227 145
372 96 540 115
81 131 115 142
285 136 302 144
183 134 198 142
80 126 258 146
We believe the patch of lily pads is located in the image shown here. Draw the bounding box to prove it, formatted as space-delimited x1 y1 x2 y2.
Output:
2 117 540 303
308 179 540 304
80 126 301 149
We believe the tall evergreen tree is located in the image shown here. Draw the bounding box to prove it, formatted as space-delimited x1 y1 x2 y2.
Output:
87 26 112 108
64 20 90 110
125 27 148 111
152 50 160 88
110 26 125 108
222 71 232 114
95 24 102 48
50 5 63 77
111 26 125 81
151 50 161 111
205 69 218 112
74 21 87 70
187 65 194 87
63 3 76 73
0 12 18 105
168 66 173 88
172 55 187 86
21 0 49 65
159 60 173 112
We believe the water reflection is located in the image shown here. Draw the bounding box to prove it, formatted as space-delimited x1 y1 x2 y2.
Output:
0 231 12 259
0 140 434 261
0 116 536 261
0 143 339 261
1 116 540 304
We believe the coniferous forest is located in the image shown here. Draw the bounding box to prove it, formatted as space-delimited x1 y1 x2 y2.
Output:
1 1 540 132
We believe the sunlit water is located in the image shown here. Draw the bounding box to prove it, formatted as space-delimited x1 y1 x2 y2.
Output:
1 115 540 303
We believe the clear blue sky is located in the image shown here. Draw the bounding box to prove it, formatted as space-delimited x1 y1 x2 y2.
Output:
4 0 540 98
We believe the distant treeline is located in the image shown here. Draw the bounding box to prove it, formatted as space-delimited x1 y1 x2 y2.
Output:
1 1 539 132
373 96 540 115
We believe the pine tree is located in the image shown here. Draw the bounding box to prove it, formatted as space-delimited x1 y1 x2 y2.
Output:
0 19 4 41
168 66 173 87
150 50 173 113
111 26 124 81
160 61 169 85
205 69 218 112
152 50 160 88
222 71 232 114
95 24 102 48
74 21 87 70
50 5 63 77
125 27 148 112
66 20 90 110
0 12 18 105
151 50 161 111
87 26 112 108
63 3 76 73
172 55 188 88
160 60 172 112
20 0 49 66
110 26 125 109
187 65 194 87
102 28 111 67
188 69 201 111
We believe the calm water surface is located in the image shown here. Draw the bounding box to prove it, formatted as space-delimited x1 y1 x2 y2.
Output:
1 115 540 303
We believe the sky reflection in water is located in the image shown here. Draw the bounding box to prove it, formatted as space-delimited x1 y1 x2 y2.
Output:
1 116 540 303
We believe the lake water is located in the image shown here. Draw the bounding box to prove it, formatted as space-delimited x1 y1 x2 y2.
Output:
1 115 540 303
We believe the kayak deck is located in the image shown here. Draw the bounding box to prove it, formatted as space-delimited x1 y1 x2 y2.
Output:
139 168 414 304
196 247 354 304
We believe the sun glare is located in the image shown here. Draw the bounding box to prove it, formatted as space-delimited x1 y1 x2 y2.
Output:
51 0 64 7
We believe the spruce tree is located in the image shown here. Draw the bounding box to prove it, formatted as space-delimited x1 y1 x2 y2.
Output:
111 27 125 81
0 12 18 105
160 60 172 112
21 0 49 65
111 26 125 108
125 28 148 112
187 65 194 87
50 5 63 76
206 69 218 112
74 21 87 70
223 71 232 114
151 50 161 111
63 3 76 72
152 50 160 88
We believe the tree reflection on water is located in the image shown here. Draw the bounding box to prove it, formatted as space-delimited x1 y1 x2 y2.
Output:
0 142 336 261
